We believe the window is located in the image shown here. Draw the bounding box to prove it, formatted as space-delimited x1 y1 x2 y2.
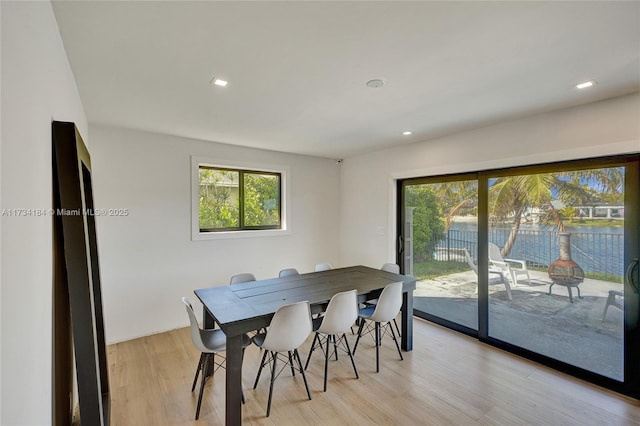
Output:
192 157 289 240
199 166 281 231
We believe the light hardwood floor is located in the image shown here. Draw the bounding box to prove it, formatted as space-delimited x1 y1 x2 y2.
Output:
107 317 640 425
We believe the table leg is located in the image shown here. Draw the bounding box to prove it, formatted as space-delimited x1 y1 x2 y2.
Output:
225 334 243 425
203 307 215 329
401 289 414 351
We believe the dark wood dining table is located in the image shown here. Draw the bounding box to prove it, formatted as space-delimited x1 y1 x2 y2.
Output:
194 265 416 425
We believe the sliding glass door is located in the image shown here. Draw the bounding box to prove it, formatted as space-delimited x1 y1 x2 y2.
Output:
400 176 478 331
399 155 640 397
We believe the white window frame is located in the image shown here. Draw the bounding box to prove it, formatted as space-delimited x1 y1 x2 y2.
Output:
191 156 291 241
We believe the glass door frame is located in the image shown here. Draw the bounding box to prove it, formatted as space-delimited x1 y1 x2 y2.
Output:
398 154 640 399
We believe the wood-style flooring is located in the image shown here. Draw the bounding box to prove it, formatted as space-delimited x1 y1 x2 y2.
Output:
107 317 640 425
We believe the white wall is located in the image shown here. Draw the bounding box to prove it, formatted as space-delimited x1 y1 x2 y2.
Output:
89 124 341 343
339 93 640 268
0 2 88 425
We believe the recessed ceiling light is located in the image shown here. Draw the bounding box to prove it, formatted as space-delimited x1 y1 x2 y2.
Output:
209 76 228 87
576 80 596 89
402 131 413 136
366 79 386 88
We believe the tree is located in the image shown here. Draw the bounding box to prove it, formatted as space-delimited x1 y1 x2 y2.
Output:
405 185 445 262
199 169 281 229
489 167 624 257
431 181 477 231
243 173 280 226
199 169 239 229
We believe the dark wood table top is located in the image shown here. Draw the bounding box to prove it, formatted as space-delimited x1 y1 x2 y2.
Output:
195 265 416 336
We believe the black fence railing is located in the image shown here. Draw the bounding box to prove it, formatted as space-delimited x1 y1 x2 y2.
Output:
433 228 623 281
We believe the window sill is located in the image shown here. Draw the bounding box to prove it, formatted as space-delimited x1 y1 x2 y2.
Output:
192 228 291 241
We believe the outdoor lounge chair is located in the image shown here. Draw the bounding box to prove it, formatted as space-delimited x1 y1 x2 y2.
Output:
489 243 531 286
602 290 623 321
464 248 512 300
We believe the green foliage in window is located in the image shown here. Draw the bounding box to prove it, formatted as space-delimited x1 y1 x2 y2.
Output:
199 167 281 231
244 173 280 227
199 169 239 229
405 185 445 262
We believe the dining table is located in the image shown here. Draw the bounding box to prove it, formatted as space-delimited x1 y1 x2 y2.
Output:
194 264 416 425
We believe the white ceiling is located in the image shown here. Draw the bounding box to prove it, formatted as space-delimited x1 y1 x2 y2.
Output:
52 1 640 159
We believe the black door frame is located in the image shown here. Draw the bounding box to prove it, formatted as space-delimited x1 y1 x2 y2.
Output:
397 154 639 399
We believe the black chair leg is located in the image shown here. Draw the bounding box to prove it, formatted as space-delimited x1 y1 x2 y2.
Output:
266 352 277 417
253 349 269 389
288 351 296 377
195 354 211 420
192 352 204 392
353 319 366 354
393 318 402 338
304 333 320 370
342 333 359 380
389 322 404 361
295 349 312 401
323 334 331 392
375 322 380 373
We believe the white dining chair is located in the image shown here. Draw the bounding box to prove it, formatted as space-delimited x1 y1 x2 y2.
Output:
353 281 404 373
381 263 400 274
304 289 359 391
314 263 333 272
278 268 299 277
364 263 402 336
252 300 313 417
229 272 256 284
182 297 250 420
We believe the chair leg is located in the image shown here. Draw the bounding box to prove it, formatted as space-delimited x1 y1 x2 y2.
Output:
388 321 404 361
332 335 339 361
294 349 312 401
253 349 269 389
195 354 211 420
353 318 366 354
342 333 359 380
304 333 320 370
266 351 277 417
324 334 331 392
191 352 205 392
375 322 380 373
288 351 296 377
393 318 401 338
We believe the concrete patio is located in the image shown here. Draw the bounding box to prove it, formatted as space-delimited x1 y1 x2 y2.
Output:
413 269 624 381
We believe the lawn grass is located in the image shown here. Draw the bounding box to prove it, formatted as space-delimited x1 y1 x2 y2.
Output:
412 260 470 280
566 218 624 228
414 261 622 283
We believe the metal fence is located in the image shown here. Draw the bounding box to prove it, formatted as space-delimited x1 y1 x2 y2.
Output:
434 228 623 281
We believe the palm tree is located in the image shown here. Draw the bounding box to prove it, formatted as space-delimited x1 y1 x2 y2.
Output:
489 167 624 257
431 180 477 232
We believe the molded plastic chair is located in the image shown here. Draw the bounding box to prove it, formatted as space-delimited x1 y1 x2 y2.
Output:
229 273 265 335
182 297 250 420
304 290 359 391
278 268 299 277
252 301 313 417
365 263 402 336
464 248 513 300
230 272 256 284
353 282 404 372
489 243 530 286
314 263 333 272
381 263 400 274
